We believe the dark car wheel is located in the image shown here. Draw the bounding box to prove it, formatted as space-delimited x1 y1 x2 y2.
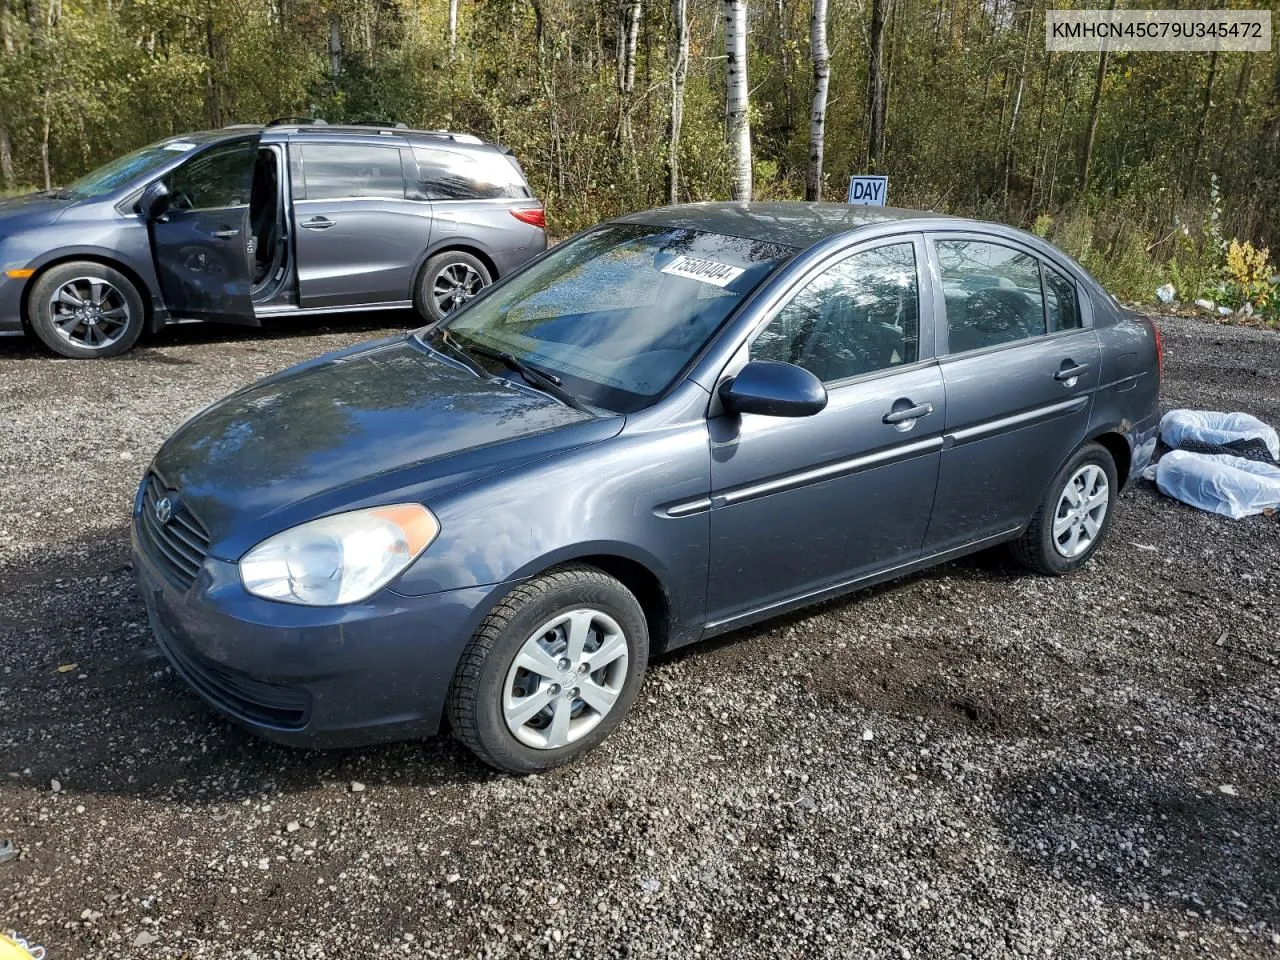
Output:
1011 441 1119 576
415 251 493 323
447 565 649 774
27 261 146 359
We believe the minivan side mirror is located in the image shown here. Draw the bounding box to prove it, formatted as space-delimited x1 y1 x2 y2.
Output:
138 180 172 222
719 360 828 418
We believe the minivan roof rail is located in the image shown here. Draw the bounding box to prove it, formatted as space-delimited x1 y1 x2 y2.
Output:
266 116 328 127
420 130 484 144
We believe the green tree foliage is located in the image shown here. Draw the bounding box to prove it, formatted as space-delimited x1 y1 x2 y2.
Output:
0 0 1278 301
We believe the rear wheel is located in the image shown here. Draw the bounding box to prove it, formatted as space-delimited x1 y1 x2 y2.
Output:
447 565 649 773
1011 442 1118 575
414 251 492 323
27 261 145 358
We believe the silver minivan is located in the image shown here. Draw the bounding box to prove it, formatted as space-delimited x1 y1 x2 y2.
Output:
0 119 547 358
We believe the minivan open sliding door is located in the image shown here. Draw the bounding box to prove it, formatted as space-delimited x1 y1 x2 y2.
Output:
149 136 260 325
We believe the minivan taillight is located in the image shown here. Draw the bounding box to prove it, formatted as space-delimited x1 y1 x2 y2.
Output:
511 207 546 229
1150 318 1164 374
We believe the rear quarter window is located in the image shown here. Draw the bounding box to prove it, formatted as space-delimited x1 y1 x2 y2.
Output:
412 146 531 201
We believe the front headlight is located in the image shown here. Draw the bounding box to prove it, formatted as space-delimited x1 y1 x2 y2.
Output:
239 504 439 606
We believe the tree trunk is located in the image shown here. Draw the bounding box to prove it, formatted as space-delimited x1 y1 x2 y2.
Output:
40 88 51 190
1192 48 1219 173
723 0 752 200
882 0 901 156
619 0 640 95
447 0 457 59
806 0 830 201
0 125 13 190
665 0 689 204
204 4 223 128
1002 0 1036 202
1079 0 1116 192
866 0 888 169
328 10 342 80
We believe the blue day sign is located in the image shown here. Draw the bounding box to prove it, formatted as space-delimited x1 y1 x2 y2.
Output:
847 175 888 206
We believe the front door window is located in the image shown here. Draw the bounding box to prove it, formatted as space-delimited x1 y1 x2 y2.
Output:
751 242 920 382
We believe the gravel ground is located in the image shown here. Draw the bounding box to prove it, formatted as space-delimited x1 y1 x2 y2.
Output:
1 314 1277 960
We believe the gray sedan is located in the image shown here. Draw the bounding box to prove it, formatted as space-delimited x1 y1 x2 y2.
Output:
134 202 1161 773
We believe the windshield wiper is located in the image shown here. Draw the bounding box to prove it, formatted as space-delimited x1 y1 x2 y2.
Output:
464 340 592 413
428 327 488 377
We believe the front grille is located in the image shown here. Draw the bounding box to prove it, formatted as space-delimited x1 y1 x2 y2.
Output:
137 473 211 589
148 600 312 729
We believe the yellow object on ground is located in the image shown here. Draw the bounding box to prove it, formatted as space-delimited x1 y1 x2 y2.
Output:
0 932 41 959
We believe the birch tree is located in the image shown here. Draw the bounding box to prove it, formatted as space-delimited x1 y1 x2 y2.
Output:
806 0 830 201
723 0 752 201
666 0 689 204
447 0 457 60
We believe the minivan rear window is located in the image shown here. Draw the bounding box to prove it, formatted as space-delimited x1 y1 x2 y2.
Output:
412 146 531 201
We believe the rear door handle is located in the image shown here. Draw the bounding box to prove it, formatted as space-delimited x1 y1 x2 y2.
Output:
211 228 241 239
883 400 935 428
302 216 335 230
1055 362 1090 382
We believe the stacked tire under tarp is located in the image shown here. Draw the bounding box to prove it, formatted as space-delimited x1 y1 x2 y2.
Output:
1153 410 1280 519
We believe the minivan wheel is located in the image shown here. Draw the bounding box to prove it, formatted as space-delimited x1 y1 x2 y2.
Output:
27 261 146 358
415 251 492 323
447 565 649 773
1011 441 1119 576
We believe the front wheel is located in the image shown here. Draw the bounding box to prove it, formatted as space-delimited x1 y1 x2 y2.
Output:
27 261 146 358
447 565 649 773
1011 442 1119 576
414 251 492 323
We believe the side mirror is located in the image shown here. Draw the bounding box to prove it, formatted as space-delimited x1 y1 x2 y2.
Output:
138 180 172 222
719 360 828 418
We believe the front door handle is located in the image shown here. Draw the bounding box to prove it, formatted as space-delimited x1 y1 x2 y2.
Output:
1055 362 1090 383
302 216 336 230
210 228 241 239
883 400 935 430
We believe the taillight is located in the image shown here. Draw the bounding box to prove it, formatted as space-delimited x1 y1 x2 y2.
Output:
511 207 545 229
1150 318 1164 374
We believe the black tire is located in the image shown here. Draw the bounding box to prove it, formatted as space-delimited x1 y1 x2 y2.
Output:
447 565 650 774
414 251 493 323
1011 441 1119 576
27 260 146 358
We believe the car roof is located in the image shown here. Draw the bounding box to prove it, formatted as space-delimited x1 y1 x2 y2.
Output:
173 124 500 152
616 202 953 249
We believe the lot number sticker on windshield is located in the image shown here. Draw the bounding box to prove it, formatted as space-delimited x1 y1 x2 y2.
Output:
660 255 744 287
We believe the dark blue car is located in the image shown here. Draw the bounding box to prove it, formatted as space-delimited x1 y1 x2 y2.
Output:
132 202 1161 773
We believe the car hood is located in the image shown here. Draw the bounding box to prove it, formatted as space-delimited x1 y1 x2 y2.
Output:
0 192 71 235
152 336 619 559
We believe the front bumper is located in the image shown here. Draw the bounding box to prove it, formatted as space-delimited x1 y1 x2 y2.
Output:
131 520 500 747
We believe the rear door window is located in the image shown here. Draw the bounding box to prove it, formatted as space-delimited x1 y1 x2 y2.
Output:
412 146 531 200
1043 263 1082 331
935 239 1046 353
301 144 406 200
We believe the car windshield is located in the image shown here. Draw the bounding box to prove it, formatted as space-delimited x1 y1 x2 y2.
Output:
429 223 796 413
58 141 194 199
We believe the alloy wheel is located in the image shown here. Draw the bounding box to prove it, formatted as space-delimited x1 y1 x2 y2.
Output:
502 608 630 750
47 276 132 350
1052 463 1109 558
432 262 484 315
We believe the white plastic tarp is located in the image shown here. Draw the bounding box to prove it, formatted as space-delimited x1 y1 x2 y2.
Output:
1155 450 1280 520
1159 409 1280 460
